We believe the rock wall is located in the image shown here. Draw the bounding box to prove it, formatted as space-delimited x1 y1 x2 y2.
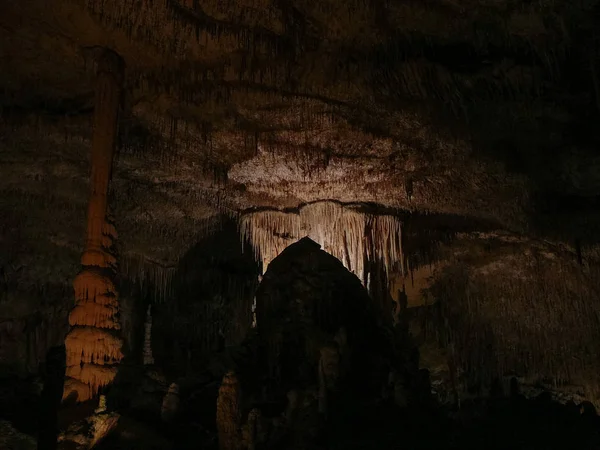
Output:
255 237 386 395
152 220 259 376
408 234 600 407
0 286 70 376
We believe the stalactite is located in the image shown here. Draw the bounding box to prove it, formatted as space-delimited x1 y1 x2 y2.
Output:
239 201 403 285
63 49 125 402
121 255 178 303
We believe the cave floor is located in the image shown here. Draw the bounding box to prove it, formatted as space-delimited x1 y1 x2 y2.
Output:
324 399 600 450
3 373 600 450
91 397 600 450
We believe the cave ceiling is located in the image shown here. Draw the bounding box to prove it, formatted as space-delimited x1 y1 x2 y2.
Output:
1 0 600 286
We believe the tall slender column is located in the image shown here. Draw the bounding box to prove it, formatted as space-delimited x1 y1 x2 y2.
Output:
63 49 125 403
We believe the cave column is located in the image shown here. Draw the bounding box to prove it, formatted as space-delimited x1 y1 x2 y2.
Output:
63 49 125 402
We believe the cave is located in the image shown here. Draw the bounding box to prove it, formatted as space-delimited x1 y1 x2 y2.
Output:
2 0 600 449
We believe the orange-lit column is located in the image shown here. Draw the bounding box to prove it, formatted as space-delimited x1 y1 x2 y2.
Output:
63 49 125 402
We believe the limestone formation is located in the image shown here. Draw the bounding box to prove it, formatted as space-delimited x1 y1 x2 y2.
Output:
143 305 154 366
241 408 263 450
256 237 384 394
95 395 107 414
63 49 125 402
240 202 404 283
317 352 328 416
388 371 408 408
161 383 180 423
5 0 600 436
319 345 341 391
58 410 120 449
216 371 243 450
334 327 351 378
0 420 36 450
284 390 300 423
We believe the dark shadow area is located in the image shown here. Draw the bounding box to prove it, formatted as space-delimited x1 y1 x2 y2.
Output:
38 345 66 450
153 219 260 378
0 371 42 435
321 391 600 450
255 237 388 398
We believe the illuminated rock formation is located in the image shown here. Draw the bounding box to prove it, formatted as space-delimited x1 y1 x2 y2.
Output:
216 371 242 450
240 202 404 284
241 408 263 450
63 49 125 402
95 395 107 414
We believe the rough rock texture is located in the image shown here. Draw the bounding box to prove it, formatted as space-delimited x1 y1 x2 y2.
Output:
160 382 180 423
2 0 600 291
0 420 37 450
0 287 70 375
407 232 600 407
216 371 243 450
142 305 154 366
256 237 385 395
240 202 404 283
151 221 258 375
63 49 125 402
2 0 600 425
58 408 120 449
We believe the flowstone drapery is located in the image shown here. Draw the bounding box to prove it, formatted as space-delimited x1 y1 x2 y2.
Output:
63 49 125 402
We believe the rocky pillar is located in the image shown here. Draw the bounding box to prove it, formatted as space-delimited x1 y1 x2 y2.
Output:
63 49 125 403
217 371 242 450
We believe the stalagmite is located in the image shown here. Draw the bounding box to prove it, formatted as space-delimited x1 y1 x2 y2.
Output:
161 383 180 423
334 327 351 377
143 305 155 365
95 395 107 414
242 408 262 450
63 49 125 402
216 371 242 450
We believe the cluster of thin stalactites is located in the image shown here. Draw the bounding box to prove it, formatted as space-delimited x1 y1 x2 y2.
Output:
239 201 405 284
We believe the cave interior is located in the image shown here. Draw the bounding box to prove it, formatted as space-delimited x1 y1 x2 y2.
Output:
2 0 600 449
